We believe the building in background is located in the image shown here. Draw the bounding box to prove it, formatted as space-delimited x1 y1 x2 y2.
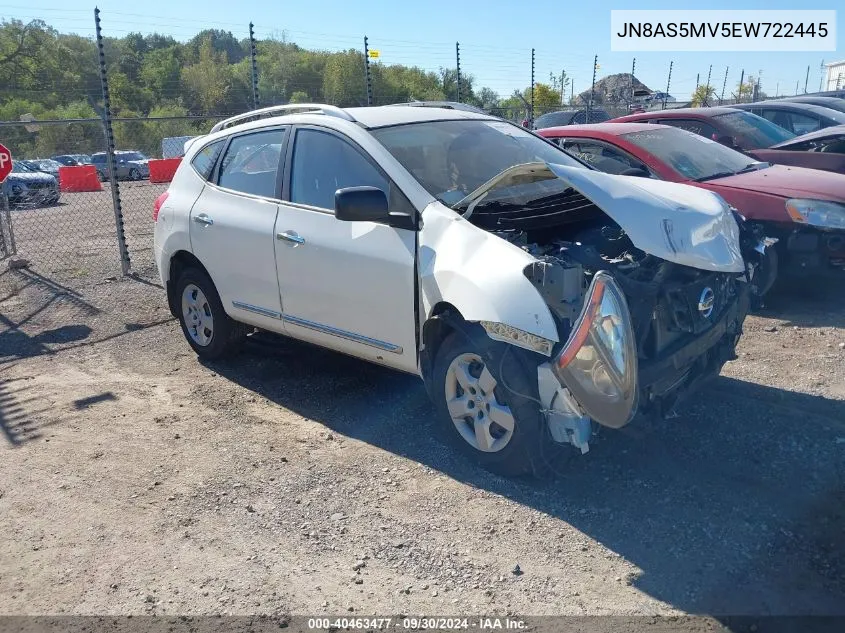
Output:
825 60 845 91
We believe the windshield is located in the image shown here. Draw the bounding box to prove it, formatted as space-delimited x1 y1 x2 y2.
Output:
371 119 584 206
622 127 764 181
714 111 795 148
120 152 147 161
35 160 60 169
12 160 33 173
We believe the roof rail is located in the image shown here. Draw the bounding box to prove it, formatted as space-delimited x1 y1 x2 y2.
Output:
210 104 355 133
386 101 488 115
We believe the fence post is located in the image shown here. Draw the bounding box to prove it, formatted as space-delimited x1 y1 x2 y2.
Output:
588 55 598 121
804 65 810 93
663 61 673 109
363 36 373 106
530 48 535 125
1 190 16 258
720 66 729 105
94 7 130 276
249 22 260 109
630 58 636 109
455 42 461 102
738 69 745 102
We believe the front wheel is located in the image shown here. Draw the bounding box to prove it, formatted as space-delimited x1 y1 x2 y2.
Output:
129 168 141 181
431 330 552 477
175 267 248 359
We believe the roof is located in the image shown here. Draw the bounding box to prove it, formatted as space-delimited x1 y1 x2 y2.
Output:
613 107 738 121
729 101 845 122
771 124 845 147
346 106 494 128
209 103 496 135
538 122 660 135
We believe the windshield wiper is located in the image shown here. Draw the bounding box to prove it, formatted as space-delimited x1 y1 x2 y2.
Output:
735 162 768 174
694 171 735 182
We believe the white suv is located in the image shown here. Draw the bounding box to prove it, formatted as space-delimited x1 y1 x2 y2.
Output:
154 103 757 475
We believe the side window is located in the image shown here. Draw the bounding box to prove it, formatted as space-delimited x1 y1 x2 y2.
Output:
787 112 822 135
565 140 647 175
761 109 793 132
191 140 225 180
290 128 388 211
659 119 717 138
217 129 285 198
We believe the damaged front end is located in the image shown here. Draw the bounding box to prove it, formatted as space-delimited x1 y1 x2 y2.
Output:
462 164 763 454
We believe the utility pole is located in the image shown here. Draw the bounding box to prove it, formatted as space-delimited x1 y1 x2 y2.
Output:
819 59 825 91
663 60 673 109
695 73 700 93
455 42 461 102
588 54 598 120
795 80 799 95
804 65 810 93
738 69 745 102
705 64 712 105
363 36 373 106
720 66 729 105
530 48 535 125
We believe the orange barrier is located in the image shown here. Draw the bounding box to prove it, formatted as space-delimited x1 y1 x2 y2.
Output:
59 165 103 192
148 158 182 183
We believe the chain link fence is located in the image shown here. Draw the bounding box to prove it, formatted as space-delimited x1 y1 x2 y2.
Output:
0 119 121 279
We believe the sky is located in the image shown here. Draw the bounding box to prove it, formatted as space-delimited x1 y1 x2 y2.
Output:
2 0 843 101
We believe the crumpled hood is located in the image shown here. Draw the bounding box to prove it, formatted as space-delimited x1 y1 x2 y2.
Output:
544 163 745 273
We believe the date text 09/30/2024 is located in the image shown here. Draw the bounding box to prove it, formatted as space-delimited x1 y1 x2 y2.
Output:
306 617 527 630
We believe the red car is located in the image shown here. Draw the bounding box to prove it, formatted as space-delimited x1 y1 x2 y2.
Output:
537 122 845 289
610 107 845 175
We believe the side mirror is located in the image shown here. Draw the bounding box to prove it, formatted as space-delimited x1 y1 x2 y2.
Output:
335 186 389 223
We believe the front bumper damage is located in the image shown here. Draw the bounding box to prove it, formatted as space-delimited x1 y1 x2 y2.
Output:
537 278 749 454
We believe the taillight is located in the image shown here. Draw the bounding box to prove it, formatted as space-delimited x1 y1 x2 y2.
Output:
153 191 169 222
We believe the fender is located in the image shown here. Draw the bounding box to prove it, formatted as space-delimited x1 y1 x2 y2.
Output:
418 201 560 347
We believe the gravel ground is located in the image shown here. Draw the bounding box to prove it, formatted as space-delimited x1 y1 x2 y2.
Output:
1 262 844 623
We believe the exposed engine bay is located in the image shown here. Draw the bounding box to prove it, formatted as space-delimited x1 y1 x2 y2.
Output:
467 184 753 420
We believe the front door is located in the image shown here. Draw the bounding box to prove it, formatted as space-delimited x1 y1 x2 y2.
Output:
189 127 288 331
273 126 418 373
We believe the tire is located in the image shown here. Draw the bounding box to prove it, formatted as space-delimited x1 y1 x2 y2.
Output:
175 267 248 359
431 329 553 477
129 168 141 181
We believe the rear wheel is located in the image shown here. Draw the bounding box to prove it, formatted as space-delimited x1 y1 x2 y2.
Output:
175 267 248 359
129 167 141 181
431 330 552 477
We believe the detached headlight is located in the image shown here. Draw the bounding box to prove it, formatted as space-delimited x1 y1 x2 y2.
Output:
480 321 554 356
785 199 845 230
552 271 638 429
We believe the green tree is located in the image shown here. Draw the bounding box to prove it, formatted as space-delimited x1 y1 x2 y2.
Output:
181 37 232 114
690 84 717 106
288 90 310 103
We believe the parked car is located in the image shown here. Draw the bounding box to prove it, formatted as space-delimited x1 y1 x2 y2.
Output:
91 150 150 181
538 122 845 288
533 108 610 129
52 154 93 166
612 107 795 151
2 160 61 208
773 96 845 114
20 158 63 178
728 101 845 135
154 103 763 475
749 125 845 175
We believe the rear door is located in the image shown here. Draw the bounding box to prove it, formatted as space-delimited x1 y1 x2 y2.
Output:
189 126 288 331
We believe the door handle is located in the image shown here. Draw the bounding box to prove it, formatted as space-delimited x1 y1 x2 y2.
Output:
193 213 214 226
276 230 305 246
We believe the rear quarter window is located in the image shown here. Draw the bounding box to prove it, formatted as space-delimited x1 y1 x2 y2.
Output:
191 140 225 180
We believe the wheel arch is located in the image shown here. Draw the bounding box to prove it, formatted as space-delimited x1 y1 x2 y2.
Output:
166 250 212 319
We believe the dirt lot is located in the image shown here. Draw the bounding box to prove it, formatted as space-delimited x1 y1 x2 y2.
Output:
1 249 844 622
